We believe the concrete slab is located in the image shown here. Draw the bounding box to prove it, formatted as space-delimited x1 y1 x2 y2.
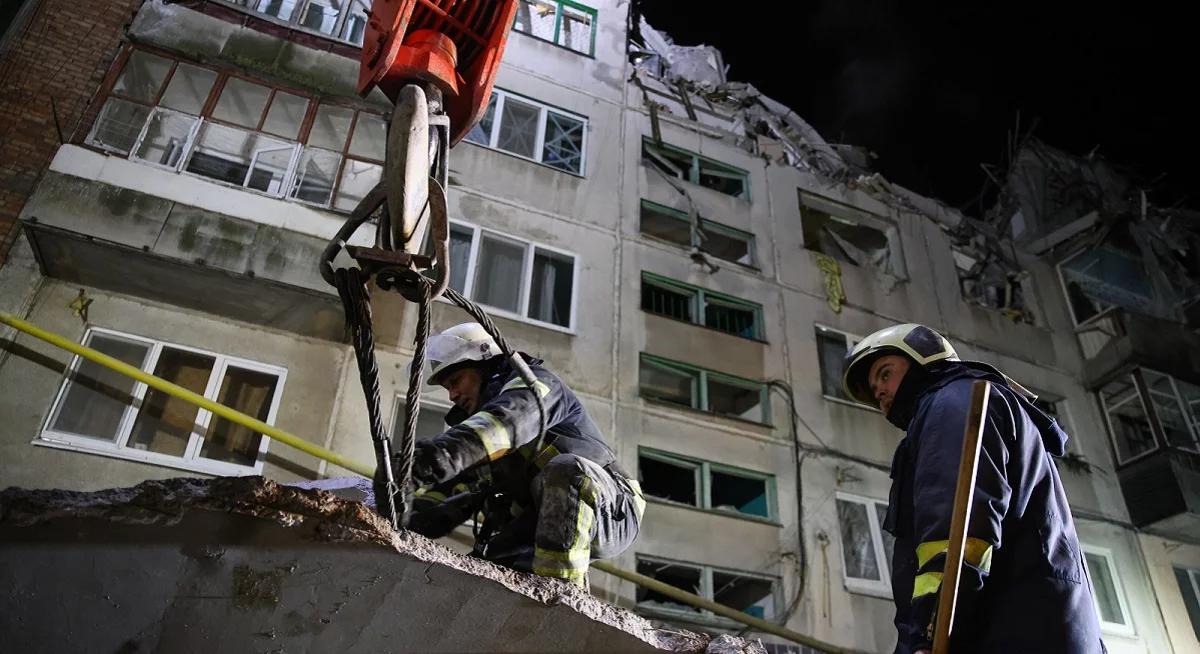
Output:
0 476 764 654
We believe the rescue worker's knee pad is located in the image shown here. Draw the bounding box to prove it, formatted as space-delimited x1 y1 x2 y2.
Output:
538 453 588 489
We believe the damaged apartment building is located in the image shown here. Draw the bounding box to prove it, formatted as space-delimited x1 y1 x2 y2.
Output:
0 1 1198 652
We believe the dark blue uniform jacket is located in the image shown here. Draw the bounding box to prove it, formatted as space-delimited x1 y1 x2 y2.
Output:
884 361 1105 653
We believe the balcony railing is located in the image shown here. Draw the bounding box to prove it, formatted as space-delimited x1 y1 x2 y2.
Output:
1117 447 1200 539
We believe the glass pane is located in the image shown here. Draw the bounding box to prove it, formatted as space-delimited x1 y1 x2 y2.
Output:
298 0 343 34
1085 552 1125 625
341 0 369 44
348 112 386 161
704 298 757 338
496 96 540 159
290 147 341 206
186 122 293 194
472 233 526 313
391 403 450 444
113 51 172 102
126 348 216 457
638 455 698 506
1144 371 1194 449
542 111 584 173
262 90 309 139
464 93 496 145
816 327 851 400
558 5 594 54
513 0 558 41
643 142 694 180
1174 568 1200 640
636 559 702 613
711 470 768 517
707 376 764 422
702 222 754 266
308 103 354 151
528 248 573 327
712 571 774 620
89 98 152 154
639 361 695 408
211 77 272 129
159 63 217 115
254 0 299 20
642 282 694 322
333 159 382 211
134 109 198 168
200 366 278 466
448 225 473 293
639 203 692 247
1102 374 1157 462
836 498 881 581
698 160 747 198
49 334 150 441
875 502 896 566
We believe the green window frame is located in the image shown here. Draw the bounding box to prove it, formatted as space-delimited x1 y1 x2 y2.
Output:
638 353 771 424
641 272 764 340
639 199 757 267
635 554 780 622
642 138 750 200
638 447 778 521
512 0 598 56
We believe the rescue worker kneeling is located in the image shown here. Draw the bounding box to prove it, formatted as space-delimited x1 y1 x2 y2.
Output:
842 324 1105 654
402 323 644 587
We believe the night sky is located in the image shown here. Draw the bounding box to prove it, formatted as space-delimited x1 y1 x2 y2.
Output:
639 1 1197 214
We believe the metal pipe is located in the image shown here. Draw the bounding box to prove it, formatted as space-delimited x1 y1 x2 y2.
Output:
0 311 375 478
590 560 857 654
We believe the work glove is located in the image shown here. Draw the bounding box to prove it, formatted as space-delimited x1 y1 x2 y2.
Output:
409 441 455 487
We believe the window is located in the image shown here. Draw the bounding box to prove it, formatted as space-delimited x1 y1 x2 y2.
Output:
219 0 372 45
446 220 577 329
642 139 749 200
1100 368 1200 465
799 191 904 278
835 492 895 596
40 328 286 475
512 0 597 56
638 448 776 520
463 88 587 174
1174 567 1200 642
814 325 867 406
1081 545 1135 636
640 273 763 340
86 50 385 212
390 399 450 444
1059 244 1153 327
952 246 1034 323
639 200 756 267
638 354 770 424
636 555 778 621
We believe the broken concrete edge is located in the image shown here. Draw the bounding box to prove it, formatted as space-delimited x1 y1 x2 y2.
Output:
0 475 766 654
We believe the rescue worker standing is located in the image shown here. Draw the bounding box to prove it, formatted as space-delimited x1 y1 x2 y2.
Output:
841 324 1105 653
402 323 645 587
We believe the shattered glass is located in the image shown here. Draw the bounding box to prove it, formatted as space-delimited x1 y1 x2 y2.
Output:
712 571 774 619
706 376 764 422
636 558 703 613
639 360 696 408
638 455 699 506
542 111 584 173
289 147 341 206
496 96 540 159
710 470 768 518
836 498 881 581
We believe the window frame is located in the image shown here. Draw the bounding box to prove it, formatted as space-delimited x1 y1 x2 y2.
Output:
1080 544 1136 637
1098 367 1200 467
214 0 373 47
511 0 598 57
1174 566 1200 642
640 272 764 341
642 138 750 201
639 199 757 268
813 324 878 411
388 395 453 443
638 353 771 425
37 326 287 477
798 190 904 277
446 218 579 333
834 491 893 597
463 87 589 176
634 553 781 625
638 447 778 523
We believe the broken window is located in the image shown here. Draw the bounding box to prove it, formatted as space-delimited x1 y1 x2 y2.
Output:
814 325 865 405
218 0 372 45
638 200 756 267
1173 567 1200 641
41 328 285 475
638 354 770 423
636 555 779 623
799 191 903 278
639 448 774 520
835 492 892 595
390 400 450 444
443 220 577 329
1100 372 1159 464
638 451 700 506
1082 546 1134 635
640 273 762 339
462 88 587 174
643 138 749 200
512 0 597 55
1059 245 1151 326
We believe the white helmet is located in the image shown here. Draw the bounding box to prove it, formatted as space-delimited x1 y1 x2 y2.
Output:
841 323 958 407
419 322 501 385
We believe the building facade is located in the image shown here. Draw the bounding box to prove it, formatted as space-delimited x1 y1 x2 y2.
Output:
0 2 1196 652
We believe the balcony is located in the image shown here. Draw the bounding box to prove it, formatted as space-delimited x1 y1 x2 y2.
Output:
1117 447 1200 542
1075 307 1200 390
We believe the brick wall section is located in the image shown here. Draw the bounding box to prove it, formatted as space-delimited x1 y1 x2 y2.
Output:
0 0 143 266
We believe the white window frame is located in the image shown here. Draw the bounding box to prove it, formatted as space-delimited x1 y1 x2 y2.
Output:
388 395 452 441
637 447 778 523
1081 544 1136 637
835 491 893 597
635 553 780 625
215 0 373 46
1099 370 1162 467
447 218 579 333
814 324 877 412
464 88 588 176
36 327 287 477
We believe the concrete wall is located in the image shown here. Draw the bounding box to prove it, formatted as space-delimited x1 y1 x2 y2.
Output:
1140 534 1200 653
